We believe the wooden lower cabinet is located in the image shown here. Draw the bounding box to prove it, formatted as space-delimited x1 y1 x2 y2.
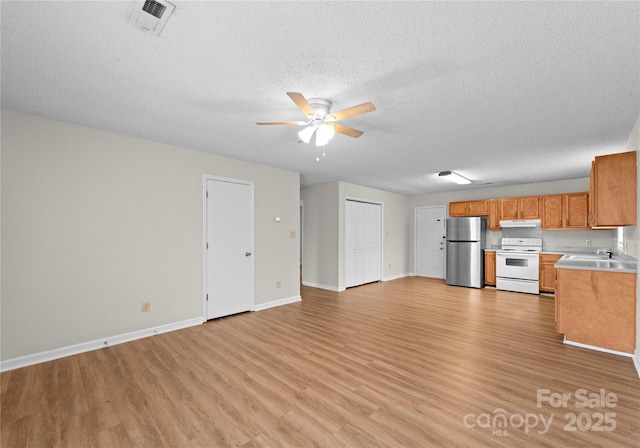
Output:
555 268 636 353
539 253 563 293
484 251 496 285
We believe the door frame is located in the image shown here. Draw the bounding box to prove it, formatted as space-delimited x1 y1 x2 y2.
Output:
344 197 384 288
414 205 446 278
202 174 255 320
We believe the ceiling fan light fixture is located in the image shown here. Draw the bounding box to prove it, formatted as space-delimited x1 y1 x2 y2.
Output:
298 126 316 144
439 171 471 185
315 124 335 147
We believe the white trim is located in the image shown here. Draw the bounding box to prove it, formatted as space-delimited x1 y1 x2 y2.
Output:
382 273 412 282
302 281 344 292
0 317 203 372
203 174 255 321
563 336 633 358
300 200 304 269
634 349 640 379
253 295 302 312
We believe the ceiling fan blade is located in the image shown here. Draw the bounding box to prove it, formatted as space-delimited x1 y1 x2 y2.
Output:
327 102 376 122
256 121 301 125
287 92 315 117
332 123 364 138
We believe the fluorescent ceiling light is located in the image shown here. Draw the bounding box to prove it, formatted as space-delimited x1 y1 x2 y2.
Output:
438 171 471 185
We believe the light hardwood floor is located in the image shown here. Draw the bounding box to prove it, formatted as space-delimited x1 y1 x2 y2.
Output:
2 277 639 447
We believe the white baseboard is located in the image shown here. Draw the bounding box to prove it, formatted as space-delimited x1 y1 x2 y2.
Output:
0 317 203 372
383 272 412 282
563 337 633 358
302 281 343 292
634 350 640 379
253 295 301 312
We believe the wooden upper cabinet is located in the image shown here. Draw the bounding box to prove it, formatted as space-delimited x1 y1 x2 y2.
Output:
449 200 488 216
449 201 469 217
564 192 588 229
541 195 563 229
498 198 519 220
541 193 589 230
590 151 637 227
499 196 540 220
467 200 489 215
488 200 500 230
520 196 541 219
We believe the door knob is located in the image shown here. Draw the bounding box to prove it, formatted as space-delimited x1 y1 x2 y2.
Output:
245 252 252 257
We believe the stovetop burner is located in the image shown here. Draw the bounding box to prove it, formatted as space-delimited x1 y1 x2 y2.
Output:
500 237 543 253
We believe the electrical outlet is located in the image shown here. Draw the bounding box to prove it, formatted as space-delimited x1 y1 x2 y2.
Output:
585 239 592 246
142 301 151 312
276 281 281 289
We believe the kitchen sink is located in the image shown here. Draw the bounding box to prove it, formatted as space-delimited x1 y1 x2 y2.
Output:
562 253 608 260
561 259 634 270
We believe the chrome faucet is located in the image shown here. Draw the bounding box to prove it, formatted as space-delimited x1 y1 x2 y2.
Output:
597 248 614 259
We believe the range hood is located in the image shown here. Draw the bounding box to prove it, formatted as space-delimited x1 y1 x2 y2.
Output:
499 219 541 228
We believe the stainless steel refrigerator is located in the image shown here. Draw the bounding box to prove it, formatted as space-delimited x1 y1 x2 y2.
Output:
445 217 486 288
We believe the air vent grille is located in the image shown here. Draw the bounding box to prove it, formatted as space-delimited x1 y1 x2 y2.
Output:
129 0 175 36
142 0 166 19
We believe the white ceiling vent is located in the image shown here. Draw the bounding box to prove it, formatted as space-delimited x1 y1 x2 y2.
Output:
129 0 175 36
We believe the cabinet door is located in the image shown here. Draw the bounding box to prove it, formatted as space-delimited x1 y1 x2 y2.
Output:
541 195 563 229
591 151 637 227
539 254 562 292
449 201 468 217
588 162 595 227
498 198 519 220
519 196 541 219
564 193 588 229
484 251 496 285
467 200 489 216
488 200 500 230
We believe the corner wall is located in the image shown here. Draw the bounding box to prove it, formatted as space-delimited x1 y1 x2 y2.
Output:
1 110 300 361
301 181 411 291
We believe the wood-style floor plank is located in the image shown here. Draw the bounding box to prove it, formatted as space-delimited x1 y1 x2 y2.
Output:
2 277 639 447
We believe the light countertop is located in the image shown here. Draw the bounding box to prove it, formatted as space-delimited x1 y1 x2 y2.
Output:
554 252 637 274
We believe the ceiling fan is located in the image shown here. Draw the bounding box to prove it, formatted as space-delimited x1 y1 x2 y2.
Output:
257 92 376 150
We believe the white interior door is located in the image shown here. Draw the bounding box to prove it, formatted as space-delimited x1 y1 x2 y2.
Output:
206 177 254 320
345 199 382 288
415 206 446 278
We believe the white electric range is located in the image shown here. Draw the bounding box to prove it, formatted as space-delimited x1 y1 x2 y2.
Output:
496 237 543 294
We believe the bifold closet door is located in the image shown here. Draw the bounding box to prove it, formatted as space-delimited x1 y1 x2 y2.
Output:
345 200 381 288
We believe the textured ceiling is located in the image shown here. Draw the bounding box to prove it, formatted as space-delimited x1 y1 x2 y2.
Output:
2 1 638 195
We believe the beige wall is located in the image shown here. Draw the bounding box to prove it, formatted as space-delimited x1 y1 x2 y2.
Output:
1 110 300 360
338 182 411 286
300 182 340 289
301 181 411 290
